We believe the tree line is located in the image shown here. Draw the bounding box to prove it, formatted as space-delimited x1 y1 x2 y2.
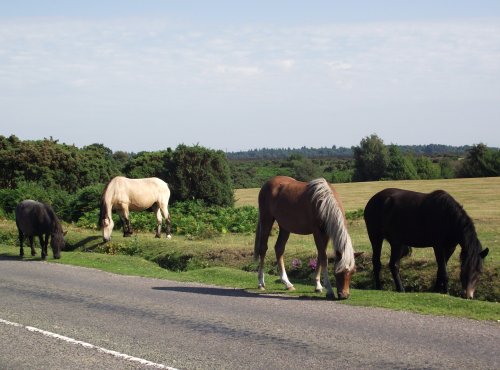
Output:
1 134 498 220
227 143 474 160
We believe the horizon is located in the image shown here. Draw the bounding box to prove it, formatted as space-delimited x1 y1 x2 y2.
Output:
1 1 499 152
2 132 490 155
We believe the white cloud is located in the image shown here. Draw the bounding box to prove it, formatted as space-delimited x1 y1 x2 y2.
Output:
275 59 295 70
0 17 499 150
213 64 261 77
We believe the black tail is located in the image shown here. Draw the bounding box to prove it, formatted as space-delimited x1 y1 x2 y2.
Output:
402 246 412 257
253 218 261 261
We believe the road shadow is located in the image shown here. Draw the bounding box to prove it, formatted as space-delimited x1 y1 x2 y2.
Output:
0 253 47 262
64 235 102 251
152 286 325 301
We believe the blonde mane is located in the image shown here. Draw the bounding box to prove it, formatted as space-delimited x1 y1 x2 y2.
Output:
307 178 355 273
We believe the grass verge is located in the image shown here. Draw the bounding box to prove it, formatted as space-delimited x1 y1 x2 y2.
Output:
1 243 498 322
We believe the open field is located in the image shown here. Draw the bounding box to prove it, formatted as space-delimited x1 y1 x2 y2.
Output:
0 177 499 320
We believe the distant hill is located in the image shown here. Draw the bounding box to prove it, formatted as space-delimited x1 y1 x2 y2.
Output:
227 144 474 160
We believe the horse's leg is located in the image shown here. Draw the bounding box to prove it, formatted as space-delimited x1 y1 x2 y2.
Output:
370 235 384 290
39 234 47 260
18 230 24 257
152 204 162 238
255 214 274 290
389 242 405 292
159 202 172 239
28 236 36 256
118 208 133 237
275 228 293 290
313 230 334 299
433 246 449 294
313 260 323 293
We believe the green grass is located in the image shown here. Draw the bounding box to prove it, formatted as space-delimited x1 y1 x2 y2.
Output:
1 177 499 321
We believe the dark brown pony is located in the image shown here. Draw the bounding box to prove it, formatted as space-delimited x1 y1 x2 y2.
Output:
364 188 489 299
15 200 65 259
254 176 361 300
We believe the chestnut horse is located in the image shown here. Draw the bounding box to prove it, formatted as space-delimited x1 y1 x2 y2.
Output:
364 188 489 299
99 176 172 242
254 176 360 300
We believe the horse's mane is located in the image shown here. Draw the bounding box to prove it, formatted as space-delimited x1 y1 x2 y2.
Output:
42 202 63 234
307 178 355 273
428 190 483 272
98 179 112 229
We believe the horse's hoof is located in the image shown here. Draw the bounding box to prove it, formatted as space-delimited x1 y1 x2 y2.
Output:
326 293 335 301
31 252 36 256
155 234 161 238
314 288 323 293
258 285 266 291
166 234 172 240
287 286 296 291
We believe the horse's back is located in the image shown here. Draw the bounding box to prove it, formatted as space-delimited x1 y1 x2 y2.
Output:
105 176 170 209
258 176 322 234
364 188 459 246
15 200 50 236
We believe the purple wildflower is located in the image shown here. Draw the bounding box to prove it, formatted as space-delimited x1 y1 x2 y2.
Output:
291 258 302 270
308 258 318 271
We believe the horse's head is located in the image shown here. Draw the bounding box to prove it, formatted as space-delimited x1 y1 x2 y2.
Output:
460 247 489 299
102 216 114 242
50 230 66 259
334 251 364 300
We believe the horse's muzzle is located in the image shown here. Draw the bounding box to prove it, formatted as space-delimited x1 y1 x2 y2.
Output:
462 289 474 300
337 292 350 300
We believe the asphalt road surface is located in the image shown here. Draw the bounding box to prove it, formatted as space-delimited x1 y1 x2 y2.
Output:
0 258 498 369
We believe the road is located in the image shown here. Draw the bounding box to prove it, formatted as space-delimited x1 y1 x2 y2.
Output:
0 258 498 369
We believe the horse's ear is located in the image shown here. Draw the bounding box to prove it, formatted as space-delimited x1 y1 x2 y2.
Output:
479 248 489 259
354 252 364 259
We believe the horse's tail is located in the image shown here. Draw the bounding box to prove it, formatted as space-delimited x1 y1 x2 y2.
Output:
253 185 269 261
402 246 412 257
253 217 262 261
308 178 355 273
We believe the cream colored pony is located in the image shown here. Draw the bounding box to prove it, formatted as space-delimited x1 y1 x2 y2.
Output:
99 176 172 242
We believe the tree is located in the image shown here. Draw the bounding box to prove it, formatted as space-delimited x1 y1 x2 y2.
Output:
458 143 500 178
413 156 440 179
288 154 321 182
167 145 234 206
124 150 172 179
352 134 389 181
384 145 418 180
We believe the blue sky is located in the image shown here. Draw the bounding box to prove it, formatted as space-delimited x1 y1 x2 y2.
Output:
1 1 499 152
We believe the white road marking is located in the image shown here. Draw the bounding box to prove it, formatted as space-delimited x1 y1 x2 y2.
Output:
0 318 178 369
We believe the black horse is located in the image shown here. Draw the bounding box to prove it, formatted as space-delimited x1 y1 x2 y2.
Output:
364 188 489 299
15 200 65 259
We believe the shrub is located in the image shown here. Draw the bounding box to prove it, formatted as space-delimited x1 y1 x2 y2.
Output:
75 200 259 238
167 145 234 207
